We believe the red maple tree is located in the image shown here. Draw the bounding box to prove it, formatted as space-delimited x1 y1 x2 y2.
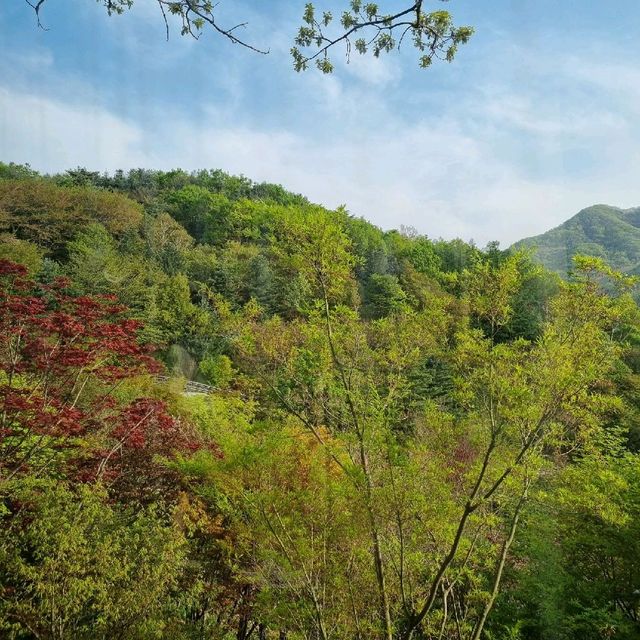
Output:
0 259 216 491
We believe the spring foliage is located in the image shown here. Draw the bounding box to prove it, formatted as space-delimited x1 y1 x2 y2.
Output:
1 164 640 639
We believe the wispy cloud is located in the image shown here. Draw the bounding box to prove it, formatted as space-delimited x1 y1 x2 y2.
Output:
2 1 640 246
0 87 145 170
0 82 625 247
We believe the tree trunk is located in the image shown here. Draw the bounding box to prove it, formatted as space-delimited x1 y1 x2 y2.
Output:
469 481 529 640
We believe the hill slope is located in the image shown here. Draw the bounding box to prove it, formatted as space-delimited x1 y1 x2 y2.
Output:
515 204 640 274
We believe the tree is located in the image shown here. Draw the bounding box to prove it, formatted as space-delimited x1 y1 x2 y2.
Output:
496 451 640 640
24 1 473 73
0 234 43 276
0 259 207 486
0 480 187 640
65 223 156 318
0 180 143 260
154 272 211 348
0 256 229 638
363 273 408 318
408 237 442 278
164 185 231 245
142 212 195 274
227 250 635 640
4 161 640 639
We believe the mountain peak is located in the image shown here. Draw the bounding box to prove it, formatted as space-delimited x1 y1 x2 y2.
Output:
515 203 640 274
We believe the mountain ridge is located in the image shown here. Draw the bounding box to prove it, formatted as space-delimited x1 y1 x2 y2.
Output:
514 203 640 274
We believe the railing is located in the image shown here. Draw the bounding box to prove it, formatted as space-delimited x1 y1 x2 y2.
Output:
155 375 217 395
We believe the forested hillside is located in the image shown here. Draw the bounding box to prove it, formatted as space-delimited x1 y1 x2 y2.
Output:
516 204 640 275
1 163 640 640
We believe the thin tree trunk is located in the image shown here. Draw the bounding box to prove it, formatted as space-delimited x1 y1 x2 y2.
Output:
321 279 393 640
469 480 529 640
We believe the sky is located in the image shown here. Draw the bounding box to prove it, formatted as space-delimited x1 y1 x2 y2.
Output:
1 0 640 246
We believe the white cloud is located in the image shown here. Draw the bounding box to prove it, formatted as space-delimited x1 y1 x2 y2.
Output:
3 34 640 248
341 53 402 87
565 58 640 107
480 91 626 138
10 49 54 70
0 87 147 170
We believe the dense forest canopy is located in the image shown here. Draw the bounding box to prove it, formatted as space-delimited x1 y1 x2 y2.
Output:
1 162 640 639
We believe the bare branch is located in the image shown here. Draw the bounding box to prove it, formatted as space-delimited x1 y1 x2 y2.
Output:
156 0 269 55
25 0 269 54
24 0 48 29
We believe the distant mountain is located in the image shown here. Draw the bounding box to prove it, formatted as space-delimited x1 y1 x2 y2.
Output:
515 204 640 274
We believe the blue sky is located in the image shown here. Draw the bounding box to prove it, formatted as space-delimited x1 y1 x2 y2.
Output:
1 0 640 245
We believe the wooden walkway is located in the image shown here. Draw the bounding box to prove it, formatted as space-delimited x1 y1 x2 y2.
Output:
155 375 216 395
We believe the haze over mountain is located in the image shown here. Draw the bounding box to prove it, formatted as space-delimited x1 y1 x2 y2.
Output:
515 204 640 275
